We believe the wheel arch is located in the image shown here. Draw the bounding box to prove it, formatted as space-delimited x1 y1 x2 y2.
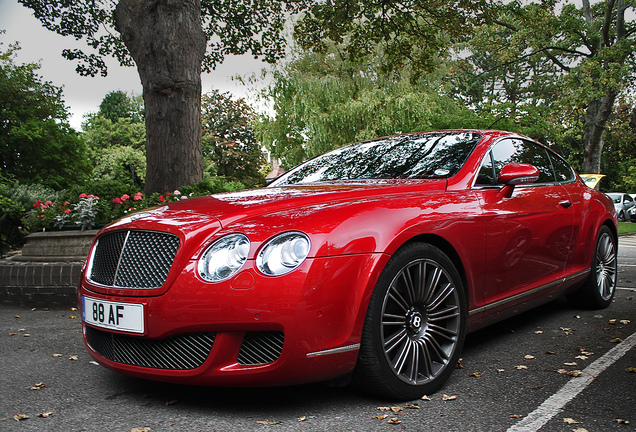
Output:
399 234 470 302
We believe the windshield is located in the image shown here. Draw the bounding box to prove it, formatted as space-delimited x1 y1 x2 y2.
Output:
270 132 481 186
607 193 621 203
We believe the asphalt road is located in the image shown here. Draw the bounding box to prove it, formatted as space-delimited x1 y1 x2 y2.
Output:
1 235 635 432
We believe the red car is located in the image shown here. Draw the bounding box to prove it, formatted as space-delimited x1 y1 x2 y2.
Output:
79 130 617 400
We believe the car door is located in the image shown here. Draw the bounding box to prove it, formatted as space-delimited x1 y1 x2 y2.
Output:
474 138 575 313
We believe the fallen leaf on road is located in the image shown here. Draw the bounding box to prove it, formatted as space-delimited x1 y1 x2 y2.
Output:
620 320 630 325
534 330 544 334
564 362 578 366
52 354 63 357
609 319 617 325
390 406 404 413
442 394 457 401
14 414 29 421
421 395 431 401
405 403 420 409
373 414 389 420
614 419 630 424
546 350 556 355
165 400 177 406
563 418 579 424
575 355 588 361
129 428 151 432
8 333 17 336
28 382 46 390
387 418 401 424
524 355 535 360
626 367 636 373
510 414 524 419
38 411 53 418
297 416 307 422
610 338 623 343
68 355 78 361
470 372 482 377
255 420 282 425
515 365 528 370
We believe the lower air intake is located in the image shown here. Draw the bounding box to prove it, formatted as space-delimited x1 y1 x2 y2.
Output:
85 326 215 370
237 331 285 365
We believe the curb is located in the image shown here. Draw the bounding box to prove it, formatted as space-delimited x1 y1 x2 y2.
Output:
0 260 81 308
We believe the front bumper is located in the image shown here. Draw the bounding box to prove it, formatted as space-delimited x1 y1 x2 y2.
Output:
80 253 388 386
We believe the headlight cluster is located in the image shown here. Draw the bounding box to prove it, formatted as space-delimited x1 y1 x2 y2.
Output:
197 231 311 282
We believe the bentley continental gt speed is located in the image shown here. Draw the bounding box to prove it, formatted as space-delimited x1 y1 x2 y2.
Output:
79 130 617 400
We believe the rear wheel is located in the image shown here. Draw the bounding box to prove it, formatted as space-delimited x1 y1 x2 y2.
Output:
354 242 466 400
567 225 617 309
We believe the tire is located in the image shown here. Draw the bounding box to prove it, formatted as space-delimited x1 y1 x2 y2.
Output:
354 242 466 400
618 211 625 222
567 225 617 309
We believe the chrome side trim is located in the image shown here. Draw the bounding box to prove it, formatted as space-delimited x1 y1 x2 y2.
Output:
564 269 591 282
482 279 563 313
306 343 361 358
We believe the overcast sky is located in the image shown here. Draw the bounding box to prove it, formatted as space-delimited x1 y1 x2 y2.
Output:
0 0 269 130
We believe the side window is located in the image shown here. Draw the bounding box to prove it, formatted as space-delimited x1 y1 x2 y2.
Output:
475 151 496 185
625 194 633 203
491 139 555 184
548 150 575 183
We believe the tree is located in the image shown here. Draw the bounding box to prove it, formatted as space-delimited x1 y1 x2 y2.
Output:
98 90 144 123
0 38 90 189
294 0 494 80
451 0 636 173
19 0 305 194
201 90 265 187
260 44 479 167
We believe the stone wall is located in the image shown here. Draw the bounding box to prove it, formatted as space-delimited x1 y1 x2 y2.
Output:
0 229 98 308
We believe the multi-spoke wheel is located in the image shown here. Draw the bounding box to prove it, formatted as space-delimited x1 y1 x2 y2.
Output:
354 242 466 400
567 225 617 309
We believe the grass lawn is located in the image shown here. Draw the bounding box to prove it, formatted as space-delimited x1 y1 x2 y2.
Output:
618 221 636 235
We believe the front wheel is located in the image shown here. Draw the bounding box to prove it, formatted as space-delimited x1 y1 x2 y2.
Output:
354 242 466 400
567 225 617 309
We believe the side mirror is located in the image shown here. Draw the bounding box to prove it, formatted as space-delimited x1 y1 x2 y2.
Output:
498 163 540 198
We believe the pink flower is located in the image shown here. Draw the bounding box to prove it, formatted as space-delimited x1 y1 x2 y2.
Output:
64 209 72 214
45 200 53 207
112 198 123 204
64 201 70 206
159 195 165 202
173 190 181 196
134 192 143 201
121 194 130 202
33 201 42 208
79 193 88 198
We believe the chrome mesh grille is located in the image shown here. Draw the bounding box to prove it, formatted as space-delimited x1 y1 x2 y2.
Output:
89 230 179 289
237 331 285 365
85 326 215 370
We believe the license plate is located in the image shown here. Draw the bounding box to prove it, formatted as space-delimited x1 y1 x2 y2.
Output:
83 297 144 334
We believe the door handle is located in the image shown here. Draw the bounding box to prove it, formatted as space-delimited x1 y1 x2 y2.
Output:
559 200 572 209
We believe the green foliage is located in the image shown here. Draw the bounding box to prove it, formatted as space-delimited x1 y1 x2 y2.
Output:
82 93 147 187
0 38 91 189
201 90 265 187
18 0 305 77
600 98 636 192
449 0 636 171
97 90 144 123
294 0 494 81
259 45 479 167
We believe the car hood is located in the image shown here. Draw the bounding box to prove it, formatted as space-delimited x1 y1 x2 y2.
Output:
169 179 446 227
106 179 446 233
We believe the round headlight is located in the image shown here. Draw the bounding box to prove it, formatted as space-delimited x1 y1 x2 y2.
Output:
257 232 311 276
198 234 250 282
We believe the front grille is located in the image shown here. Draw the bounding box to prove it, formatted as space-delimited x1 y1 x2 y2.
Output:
89 230 179 289
237 331 285 365
85 326 215 370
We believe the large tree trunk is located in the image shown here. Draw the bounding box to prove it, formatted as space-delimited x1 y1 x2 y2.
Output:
114 0 206 194
581 91 617 174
